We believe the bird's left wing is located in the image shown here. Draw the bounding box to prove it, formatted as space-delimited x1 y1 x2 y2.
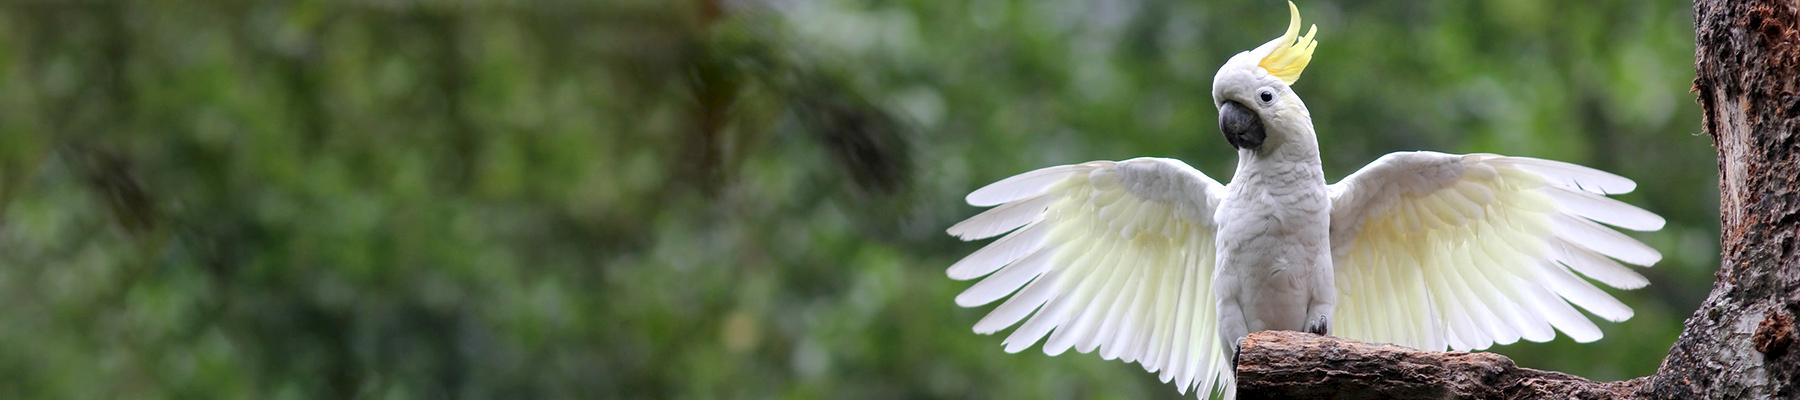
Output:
1326 151 1664 352
947 157 1231 395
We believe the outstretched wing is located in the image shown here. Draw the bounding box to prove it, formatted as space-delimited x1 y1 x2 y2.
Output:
947 158 1231 395
1327 151 1664 351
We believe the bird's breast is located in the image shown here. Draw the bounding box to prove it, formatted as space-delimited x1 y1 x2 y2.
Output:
1215 182 1332 277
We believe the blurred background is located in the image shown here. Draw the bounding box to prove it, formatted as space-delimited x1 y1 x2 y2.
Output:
0 0 1715 398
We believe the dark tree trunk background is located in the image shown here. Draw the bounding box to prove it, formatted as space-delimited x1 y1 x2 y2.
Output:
1236 1 1800 398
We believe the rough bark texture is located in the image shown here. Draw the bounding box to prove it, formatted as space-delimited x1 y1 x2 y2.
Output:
1236 331 1644 400
1233 1 1800 398
1643 0 1800 398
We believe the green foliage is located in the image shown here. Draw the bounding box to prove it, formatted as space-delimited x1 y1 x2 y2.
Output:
0 0 1712 398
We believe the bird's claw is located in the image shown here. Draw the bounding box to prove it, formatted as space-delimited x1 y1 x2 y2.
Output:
1304 315 1330 336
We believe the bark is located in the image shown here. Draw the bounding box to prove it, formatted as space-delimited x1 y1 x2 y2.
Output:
1643 0 1800 398
1234 1 1800 398
1236 331 1644 400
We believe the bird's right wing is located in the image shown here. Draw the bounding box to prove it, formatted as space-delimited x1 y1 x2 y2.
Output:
947 158 1232 396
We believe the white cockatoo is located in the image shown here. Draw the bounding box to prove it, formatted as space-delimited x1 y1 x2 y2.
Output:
944 2 1664 397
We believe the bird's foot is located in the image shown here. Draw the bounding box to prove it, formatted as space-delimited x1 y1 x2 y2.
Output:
1304 315 1330 336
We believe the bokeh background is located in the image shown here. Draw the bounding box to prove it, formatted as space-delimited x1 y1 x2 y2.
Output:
0 0 1716 398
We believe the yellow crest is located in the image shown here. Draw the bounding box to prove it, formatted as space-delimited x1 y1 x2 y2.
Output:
1258 1 1319 85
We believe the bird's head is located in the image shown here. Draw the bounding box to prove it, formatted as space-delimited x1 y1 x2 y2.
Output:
1211 1 1318 153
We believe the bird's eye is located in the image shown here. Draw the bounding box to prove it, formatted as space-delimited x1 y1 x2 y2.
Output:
1258 89 1275 104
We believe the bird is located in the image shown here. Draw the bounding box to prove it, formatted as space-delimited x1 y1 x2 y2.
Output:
942 2 1664 397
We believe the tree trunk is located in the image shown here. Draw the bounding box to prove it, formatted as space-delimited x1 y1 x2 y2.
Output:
1642 0 1800 398
1235 1 1800 398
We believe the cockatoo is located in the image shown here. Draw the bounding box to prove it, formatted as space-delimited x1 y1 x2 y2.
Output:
944 2 1663 397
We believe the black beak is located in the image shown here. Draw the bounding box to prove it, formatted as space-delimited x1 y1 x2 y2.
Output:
1218 100 1264 150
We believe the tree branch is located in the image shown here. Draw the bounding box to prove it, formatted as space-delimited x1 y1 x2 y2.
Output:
1234 331 1646 400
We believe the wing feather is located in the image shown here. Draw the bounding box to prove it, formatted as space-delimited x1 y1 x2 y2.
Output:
1492 156 1636 194
947 194 1058 240
966 164 1088 206
1543 187 1665 231
1552 240 1650 289
955 249 1054 307
1552 215 1662 266
948 157 1231 395
1329 151 1660 352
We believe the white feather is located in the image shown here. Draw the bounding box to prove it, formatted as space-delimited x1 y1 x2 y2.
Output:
956 249 1055 307
947 194 1057 240
1535 261 1634 322
1552 239 1650 289
946 221 1052 280
966 164 1089 206
1520 278 1604 342
1494 157 1636 194
1541 187 1665 231
973 267 1061 333
1551 215 1662 266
